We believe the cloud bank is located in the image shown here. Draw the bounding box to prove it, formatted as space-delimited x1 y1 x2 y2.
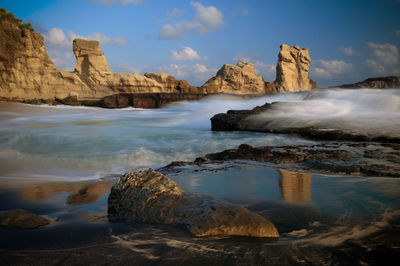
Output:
159 2 224 40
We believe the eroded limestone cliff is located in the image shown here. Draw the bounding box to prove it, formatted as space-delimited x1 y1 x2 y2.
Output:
273 44 317 92
202 62 273 94
202 45 317 94
0 9 318 107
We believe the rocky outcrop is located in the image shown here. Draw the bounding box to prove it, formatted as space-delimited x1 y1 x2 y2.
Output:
202 62 273 94
0 209 50 229
144 72 204 94
108 169 279 238
210 102 400 143
273 44 317 92
202 45 317 94
335 76 400 88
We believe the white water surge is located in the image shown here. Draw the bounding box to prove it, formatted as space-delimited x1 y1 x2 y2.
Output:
0 93 309 181
252 88 400 137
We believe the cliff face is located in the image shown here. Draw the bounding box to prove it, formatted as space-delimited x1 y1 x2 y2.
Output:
0 11 90 100
273 44 317 92
202 62 272 94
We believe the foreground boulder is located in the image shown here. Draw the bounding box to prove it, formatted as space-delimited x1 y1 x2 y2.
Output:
108 169 279 238
0 209 50 229
335 76 400 88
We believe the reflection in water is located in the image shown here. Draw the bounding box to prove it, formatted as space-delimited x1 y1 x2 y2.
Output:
279 169 312 204
18 180 112 205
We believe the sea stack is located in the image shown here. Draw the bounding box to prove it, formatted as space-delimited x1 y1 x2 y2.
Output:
273 44 317 92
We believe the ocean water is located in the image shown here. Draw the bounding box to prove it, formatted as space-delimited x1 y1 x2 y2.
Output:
0 93 312 182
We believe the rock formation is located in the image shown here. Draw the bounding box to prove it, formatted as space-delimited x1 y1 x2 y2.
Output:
335 76 400 88
144 72 204 94
202 62 273 94
273 44 317 92
202 45 317 94
0 9 318 107
0 10 90 101
0 209 50 229
108 169 279 238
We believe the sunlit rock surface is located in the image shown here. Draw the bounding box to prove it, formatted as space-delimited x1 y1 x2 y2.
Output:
108 169 279 238
273 44 317 92
202 62 273 94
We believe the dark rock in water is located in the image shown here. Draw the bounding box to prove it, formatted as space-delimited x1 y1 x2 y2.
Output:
99 93 205 108
108 169 279 238
204 143 400 177
0 209 50 229
211 102 400 143
334 76 400 88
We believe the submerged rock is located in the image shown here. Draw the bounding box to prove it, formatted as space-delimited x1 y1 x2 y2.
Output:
108 169 279 238
0 209 50 229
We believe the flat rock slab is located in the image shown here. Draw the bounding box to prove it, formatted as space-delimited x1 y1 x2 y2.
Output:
108 169 279 238
0 209 50 229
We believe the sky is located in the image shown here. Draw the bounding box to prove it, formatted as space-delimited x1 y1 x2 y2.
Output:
2 0 400 87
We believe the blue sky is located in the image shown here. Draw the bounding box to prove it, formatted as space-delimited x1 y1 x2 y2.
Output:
2 0 400 87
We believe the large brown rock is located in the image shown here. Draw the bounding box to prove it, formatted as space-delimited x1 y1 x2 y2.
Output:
202 62 273 94
273 44 317 92
108 169 279 238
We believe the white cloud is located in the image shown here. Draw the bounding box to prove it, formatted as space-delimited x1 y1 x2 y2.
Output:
366 42 400 75
240 8 250 15
232 54 275 81
311 60 353 79
367 42 398 65
166 8 185 18
159 2 224 40
170 46 206 61
337 46 355 56
47 50 75 71
92 0 142 5
233 53 252 63
254 61 275 81
45 28 128 51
